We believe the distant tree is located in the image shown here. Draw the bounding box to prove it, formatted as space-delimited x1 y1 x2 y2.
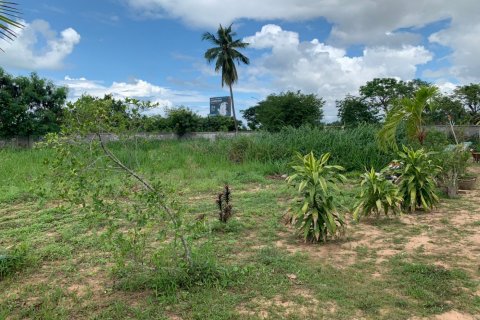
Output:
0 68 67 138
202 24 249 134
166 107 201 137
336 95 379 126
199 115 237 132
240 106 260 130
359 78 430 114
378 86 439 149
247 91 324 132
0 1 24 51
454 83 480 123
424 95 470 125
139 115 171 132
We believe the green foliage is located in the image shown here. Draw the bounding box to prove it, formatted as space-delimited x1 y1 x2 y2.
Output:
223 125 395 171
166 107 201 136
113 243 241 296
0 68 68 138
454 83 480 123
359 78 428 113
425 96 470 125
0 244 29 279
353 168 402 220
242 91 324 131
391 260 473 314
287 152 346 242
0 2 23 50
337 95 379 126
199 115 237 132
378 86 439 150
396 146 440 212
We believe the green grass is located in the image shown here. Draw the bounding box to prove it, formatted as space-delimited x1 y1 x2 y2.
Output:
0 138 479 319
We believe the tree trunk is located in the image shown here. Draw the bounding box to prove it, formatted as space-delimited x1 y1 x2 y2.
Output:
229 84 238 134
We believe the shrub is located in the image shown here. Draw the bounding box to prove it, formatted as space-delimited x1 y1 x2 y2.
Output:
286 152 346 242
0 244 29 279
353 168 402 220
396 146 440 212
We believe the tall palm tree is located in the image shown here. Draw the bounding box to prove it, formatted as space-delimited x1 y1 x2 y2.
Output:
0 1 23 51
378 86 439 150
202 24 249 133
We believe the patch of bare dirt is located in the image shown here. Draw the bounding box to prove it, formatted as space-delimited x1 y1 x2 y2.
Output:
236 288 331 319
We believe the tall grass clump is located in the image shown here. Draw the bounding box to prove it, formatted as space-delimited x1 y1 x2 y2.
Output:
221 125 396 172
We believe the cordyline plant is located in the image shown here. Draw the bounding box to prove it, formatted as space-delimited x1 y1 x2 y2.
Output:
42 95 194 268
396 146 440 212
286 152 346 242
353 168 402 220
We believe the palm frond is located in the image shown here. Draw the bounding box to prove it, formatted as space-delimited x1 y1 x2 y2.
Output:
0 1 23 50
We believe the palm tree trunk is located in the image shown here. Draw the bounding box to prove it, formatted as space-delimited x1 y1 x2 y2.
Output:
229 84 238 134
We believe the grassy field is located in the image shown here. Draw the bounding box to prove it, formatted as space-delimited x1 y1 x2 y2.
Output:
1 137 479 320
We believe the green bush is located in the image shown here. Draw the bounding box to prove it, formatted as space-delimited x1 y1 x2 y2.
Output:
0 244 30 279
287 152 346 242
353 168 402 220
396 146 440 212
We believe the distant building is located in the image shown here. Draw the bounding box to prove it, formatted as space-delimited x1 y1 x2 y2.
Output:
210 96 232 117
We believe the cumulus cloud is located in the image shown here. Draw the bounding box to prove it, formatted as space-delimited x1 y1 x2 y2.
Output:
125 0 480 84
0 20 80 70
243 25 433 119
61 76 212 115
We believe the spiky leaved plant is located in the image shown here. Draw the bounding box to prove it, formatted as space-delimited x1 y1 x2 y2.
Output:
217 185 233 223
397 146 441 212
353 168 403 220
287 152 346 243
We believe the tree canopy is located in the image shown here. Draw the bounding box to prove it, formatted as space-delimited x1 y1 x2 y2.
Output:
241 91 324 132
0 68 68 138
337 95 379 126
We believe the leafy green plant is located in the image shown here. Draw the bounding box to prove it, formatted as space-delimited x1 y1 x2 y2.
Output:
286 152 346 242
353 168 402 220
396 146 440 212
217 185 233 223
0 244 29 280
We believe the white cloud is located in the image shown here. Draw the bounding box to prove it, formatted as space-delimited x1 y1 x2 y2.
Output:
243 25 433 119
62 76 212 115
0 20 80 70
125 0 480 84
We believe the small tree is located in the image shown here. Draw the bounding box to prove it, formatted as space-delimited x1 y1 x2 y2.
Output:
378 86 438 150
44 97 194 269
248 91 324 132
166 107 201 137
337 95 379 126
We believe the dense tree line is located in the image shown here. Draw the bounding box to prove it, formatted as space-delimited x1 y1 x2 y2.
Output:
336 78 477 127
1 66 480 137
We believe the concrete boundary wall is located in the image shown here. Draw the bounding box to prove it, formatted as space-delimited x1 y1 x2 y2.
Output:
0 131 254 148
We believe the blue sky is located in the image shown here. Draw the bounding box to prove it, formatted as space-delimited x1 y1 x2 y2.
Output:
2 0 479 121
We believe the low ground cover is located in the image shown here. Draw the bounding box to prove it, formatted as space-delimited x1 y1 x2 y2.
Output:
0 134 479 319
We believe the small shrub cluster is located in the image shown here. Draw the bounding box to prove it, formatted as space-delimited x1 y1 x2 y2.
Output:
0 244 30 280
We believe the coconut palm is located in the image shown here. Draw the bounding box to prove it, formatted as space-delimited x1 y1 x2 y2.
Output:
0 1 23 51
202 24 249 133
378 86 439 150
